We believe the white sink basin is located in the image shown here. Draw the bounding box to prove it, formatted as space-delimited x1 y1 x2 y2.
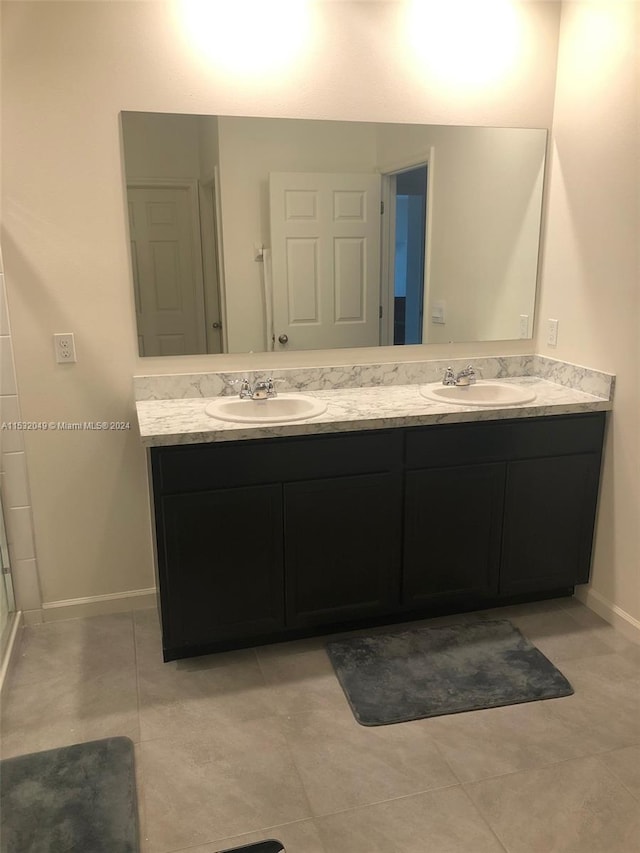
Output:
205 394 327 424
420 381 536 407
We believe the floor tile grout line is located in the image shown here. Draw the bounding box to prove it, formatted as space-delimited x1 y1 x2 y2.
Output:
295 779 463 822
458 749 638 792
131 610 151 853
456 784 511 853
424 721 474 787
132 608 144 723
461 752 640 853
594 751 640 803
162 817 322 853
277 716 322 823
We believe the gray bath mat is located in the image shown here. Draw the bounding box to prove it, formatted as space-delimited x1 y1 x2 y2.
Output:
326 619 573 726
0 736 139 853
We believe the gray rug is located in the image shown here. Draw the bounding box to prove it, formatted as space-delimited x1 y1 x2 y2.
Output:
326 619 573 726
0 736 139 853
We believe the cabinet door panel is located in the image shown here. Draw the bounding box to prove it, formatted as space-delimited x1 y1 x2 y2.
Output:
284 473 401 627
158 485 284 650
501 453 600 594
403 463 505 606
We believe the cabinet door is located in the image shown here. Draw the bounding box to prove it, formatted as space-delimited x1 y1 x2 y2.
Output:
284 473 401 628
158 485 284 653
501 453 600 594
403 463 505 607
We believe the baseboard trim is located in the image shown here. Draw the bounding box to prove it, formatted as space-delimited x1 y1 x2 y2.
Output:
574 587 640 644
0 610 24 701
28 587 158 623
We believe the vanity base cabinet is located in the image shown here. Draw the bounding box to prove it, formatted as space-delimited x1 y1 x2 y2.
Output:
150 412 606 660
156 485 284 656
284 472 402 628
403 463 505 607
501 453 602 595
151 430 402 660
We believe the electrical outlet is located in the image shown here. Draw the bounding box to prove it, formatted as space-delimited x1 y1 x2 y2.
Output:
54 333 77 363
547 318 559 348
519 314 529 339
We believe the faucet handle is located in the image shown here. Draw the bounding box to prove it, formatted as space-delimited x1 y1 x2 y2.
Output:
265 377 287 396
442 366 456 386
463 364 481 383
230 377 252 398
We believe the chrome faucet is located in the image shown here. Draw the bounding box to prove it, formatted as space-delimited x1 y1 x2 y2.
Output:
456 364 478 385
237 377 278 400
442 364 478 386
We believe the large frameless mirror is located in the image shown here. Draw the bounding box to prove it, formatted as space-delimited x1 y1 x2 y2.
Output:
121 112 547 356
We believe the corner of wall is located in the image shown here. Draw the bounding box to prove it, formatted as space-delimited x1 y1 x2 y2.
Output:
0 257 43 615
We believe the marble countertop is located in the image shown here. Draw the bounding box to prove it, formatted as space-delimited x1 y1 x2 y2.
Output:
136 376 612 447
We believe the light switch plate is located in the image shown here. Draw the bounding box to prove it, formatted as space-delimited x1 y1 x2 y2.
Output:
431 301 446 325
547 318 559 347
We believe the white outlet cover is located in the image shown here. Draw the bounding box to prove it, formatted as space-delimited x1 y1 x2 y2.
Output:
54 332 77 363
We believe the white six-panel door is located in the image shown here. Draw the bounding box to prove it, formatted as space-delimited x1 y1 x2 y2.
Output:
127 183 206 356
269 172 382 351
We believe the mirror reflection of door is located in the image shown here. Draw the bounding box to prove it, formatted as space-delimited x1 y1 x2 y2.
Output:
127 179 224 356
392 166 427 345
269 172 382 351
127 182 205 356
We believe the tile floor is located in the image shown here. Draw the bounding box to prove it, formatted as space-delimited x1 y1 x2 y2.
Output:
1 597 639 853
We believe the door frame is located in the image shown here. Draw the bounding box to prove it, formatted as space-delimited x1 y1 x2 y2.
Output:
379 147 435 346
126 177 208 354
198 168 228 354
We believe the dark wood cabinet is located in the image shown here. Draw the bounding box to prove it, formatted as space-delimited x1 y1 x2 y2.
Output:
403 463 505 606
150 412 606 660
284 472 401 628
156 485 284 655
501 453 602 594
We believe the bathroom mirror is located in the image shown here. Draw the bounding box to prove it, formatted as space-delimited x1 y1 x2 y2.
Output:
121 112 547 357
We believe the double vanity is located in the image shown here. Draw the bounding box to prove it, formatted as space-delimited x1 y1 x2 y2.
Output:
135 356 613 661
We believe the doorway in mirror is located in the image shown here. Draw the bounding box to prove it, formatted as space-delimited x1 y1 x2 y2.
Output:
391 165 427 346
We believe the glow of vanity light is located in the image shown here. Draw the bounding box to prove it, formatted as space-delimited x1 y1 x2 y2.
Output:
177 0 312 76
564 3 628 84
404 0 521 88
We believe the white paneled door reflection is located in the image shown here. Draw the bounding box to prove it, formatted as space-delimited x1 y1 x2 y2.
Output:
270 172 381 351
127 183 207 356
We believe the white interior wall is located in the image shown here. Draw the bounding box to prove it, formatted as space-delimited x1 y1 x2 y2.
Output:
536 1 640 630
0 0 573 614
